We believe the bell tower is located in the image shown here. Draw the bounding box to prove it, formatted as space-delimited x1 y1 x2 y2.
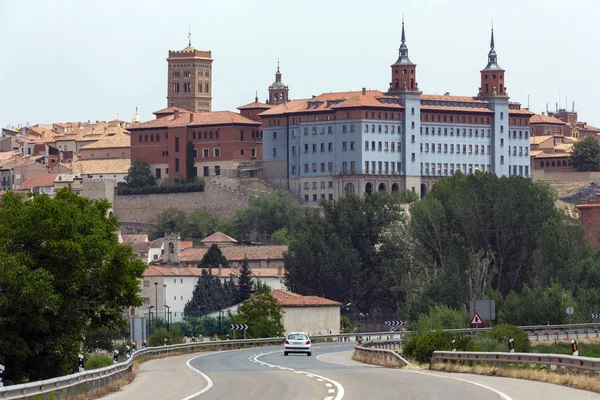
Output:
479 28 507 97
388 18 417 94
268 61 289 105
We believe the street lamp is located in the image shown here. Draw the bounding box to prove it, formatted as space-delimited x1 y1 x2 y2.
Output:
154 282 158 323
164 305 171 331
148 305 154 337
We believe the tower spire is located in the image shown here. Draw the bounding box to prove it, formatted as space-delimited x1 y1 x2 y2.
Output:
255 90 258 103
401 13 406 43
490 24 495 49
277 58 280 73
188 24 191 46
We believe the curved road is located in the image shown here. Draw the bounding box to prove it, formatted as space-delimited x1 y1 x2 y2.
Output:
104 343 598 400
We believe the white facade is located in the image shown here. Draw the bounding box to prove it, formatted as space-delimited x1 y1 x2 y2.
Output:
281 306 341 336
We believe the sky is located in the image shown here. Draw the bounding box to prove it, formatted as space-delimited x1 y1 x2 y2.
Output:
1 0 599 128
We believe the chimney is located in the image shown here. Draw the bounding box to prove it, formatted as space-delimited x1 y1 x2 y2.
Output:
362 87 366 95
174 109 180 119
189 113 193 123
444 92 450 96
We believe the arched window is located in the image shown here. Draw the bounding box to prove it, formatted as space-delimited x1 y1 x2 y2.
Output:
344 183 355 197
551 161 556 167
150 134 154 142
365 182 373 195
378 183 387 192
420 184 427 199
169 242 174 254
144 134 148 142
391 183 399 193
540 161 544 167
562 160 567 166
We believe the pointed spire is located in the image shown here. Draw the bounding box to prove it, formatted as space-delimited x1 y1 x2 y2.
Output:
277 58 280 73
401 13 406 43
255 90 258 103
490 27 495 49
188 24 191 46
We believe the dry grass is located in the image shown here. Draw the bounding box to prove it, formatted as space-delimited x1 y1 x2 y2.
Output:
532 336 600 345
430 362 600 393
352 350 407 368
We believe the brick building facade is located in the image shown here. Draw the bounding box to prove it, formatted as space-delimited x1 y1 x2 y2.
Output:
128 107 262 180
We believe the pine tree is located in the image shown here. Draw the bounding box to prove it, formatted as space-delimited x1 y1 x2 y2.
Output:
184 268 228 317
237 256 254 302
199 244 229 270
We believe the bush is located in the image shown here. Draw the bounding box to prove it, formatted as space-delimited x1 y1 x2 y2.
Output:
117 178 205 195
409 331 471 363
149 327 185 347
484 323 531 353
411 304 470 332
469 336 507 352
84 353 113 370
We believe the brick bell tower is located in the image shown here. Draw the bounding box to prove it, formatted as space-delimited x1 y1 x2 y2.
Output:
479 28 507 97
388 19 417 94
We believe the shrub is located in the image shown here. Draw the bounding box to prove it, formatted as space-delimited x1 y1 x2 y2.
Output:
411 330 471 363
149 327 185 347
84 353 113 370
117 178 205 195
485 323 531 353
411 304 470 332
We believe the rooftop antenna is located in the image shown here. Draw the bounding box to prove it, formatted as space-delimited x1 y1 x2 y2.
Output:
188 24 191 46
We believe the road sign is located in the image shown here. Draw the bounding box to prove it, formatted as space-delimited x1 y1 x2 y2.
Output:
566 306 574 315
470 312 484 325
230 324 248 331
470 300 496 322
592 313 600 319
384 321 405 326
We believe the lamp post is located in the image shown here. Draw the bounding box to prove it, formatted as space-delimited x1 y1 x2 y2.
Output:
148 305 154 337
164 305 171 331
154 282 158 323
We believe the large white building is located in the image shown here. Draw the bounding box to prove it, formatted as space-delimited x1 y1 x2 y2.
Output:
260 26 533 201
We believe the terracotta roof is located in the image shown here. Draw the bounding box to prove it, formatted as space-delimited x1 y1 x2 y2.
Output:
143 265 282 278
530 135 554 145
152 106 190 116
580 123 600 132
201 232 238 244
18 173 58 190
0 150 20 161
508 108 536 116
178 245 287 263
529 150 544 157
421 105 493 114
129 111 260 130
420 94 488 104
554 143 573 152
79 134 130 150
131 242 149 254
68 159 131 174
330 94 404 109
530 114 567 125
270 290 342 307
238 100 272 110
533 152 570 159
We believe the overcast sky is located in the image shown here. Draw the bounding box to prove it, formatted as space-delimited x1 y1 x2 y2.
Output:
1 0 598 128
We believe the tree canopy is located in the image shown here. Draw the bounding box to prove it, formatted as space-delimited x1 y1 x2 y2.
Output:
571 136 600 171
183 269 236 317
230 285 284 338
237 257 253 302
0 189 146 383
123 158 157 188
199 244 229 269
148 208 234 245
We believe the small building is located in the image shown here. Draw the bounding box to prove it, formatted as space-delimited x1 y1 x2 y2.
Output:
201 231 238 247
576 193 600 246
271 290 342 336
17 173 58 195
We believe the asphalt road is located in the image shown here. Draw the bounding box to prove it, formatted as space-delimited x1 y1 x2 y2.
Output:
102 343 600 400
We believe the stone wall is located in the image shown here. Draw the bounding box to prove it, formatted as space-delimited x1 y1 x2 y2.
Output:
112 181 248 223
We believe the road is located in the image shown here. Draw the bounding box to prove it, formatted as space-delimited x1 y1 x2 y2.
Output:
103 343 599 400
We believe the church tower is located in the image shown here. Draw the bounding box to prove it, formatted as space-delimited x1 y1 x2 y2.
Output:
166 30 213 112
388 19 418 94
268 62 289 105
479 28 507 97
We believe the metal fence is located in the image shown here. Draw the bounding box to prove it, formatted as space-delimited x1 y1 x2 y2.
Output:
430 351 600 375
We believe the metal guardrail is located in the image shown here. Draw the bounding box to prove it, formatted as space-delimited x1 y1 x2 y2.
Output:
430 351 600 375
1 323 598 399
354 341 409 368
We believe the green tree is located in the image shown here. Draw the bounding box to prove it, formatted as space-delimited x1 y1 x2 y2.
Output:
237 257 253 302
186 142 196 180
0 189 146 383
123 158 157 188
498 283 574 325
411 304 470 332
199 244 229 269
234 190 304 242
571 136 600 171
148 208 234 244
270 228 292 245
184 269 230 316
230 287 284 338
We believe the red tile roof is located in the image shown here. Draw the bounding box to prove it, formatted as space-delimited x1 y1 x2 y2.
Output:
178 245 287 262
152 106 190 116
201 232 238 244
129 111 260 130
271 290 342 307
238 100 272 110
530 114 567 125
18 173 58 190
143 265 282 278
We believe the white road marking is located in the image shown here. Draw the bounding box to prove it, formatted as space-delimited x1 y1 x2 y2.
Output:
404 370 513 400
317 378 324 382
324 397 334 400
182 355 215 400
325 383 333 387
328 389 335 393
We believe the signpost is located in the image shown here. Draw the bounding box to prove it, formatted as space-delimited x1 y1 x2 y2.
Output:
470 300 496 323
230 324 249 339
566 306 574 325
470 312 484 326
384 321 405 330
78 354 84 372
592 313 600 319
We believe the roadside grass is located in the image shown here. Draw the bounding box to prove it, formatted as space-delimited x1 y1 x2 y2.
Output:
531 340 600 358
430 362 600 393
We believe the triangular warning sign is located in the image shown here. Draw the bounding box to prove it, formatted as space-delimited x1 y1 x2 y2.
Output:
470 312 484 325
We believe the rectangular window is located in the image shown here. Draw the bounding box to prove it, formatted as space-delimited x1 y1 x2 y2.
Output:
304 164 309 173
350 124 355 132
292 165 297 175
328 143 333 152
342 142 347 151
365 161 369 174
312 182 317 189
342 125 347 133
304 144 309 153
312 163 317 172
312 143 317 152
328 181 333 188
320 143 325 152
371 141 375 150
391 142 395 151
292 146 296 155
411 135 415 143
175 158 180 172
175 137 180 152
155 169 161 179
304 127 308 135
378 141 382 151
214 148 220 157
365 141 369 150
272 148 277 157
320 163 325 172
328 162 333 172
350 141 355 150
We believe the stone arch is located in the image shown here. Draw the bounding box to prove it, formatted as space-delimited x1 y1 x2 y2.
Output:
344 183 355 197
420 183 428 199
391 183 399 193
365 182 373 195
378 183 387 192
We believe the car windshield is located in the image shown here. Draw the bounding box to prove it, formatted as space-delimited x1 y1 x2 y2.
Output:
287 334 308 340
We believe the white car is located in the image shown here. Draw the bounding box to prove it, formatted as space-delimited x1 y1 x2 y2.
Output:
284 332 312 356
